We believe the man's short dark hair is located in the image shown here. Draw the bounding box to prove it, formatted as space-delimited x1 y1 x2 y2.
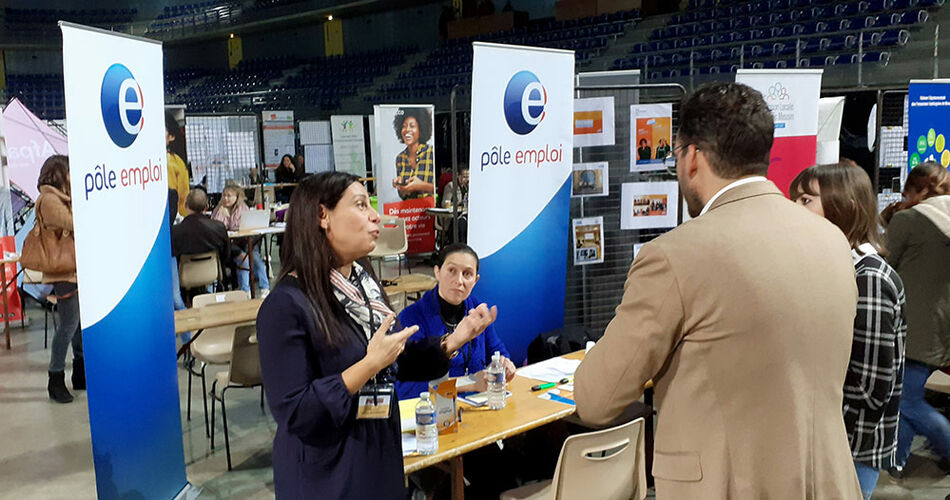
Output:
393 107 433 144
438 243 479 271
677 82 774 179
185 188 208 213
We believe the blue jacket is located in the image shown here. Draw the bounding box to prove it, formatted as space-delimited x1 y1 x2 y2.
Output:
396 287 510 400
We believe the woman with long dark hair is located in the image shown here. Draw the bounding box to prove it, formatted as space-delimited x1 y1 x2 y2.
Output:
35 155 83 403
791 162 907 499
257 172 494 498
883 162 950 478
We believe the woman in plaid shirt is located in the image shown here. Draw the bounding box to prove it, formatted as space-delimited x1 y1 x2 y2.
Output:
392 107 435 200
792 162 907 500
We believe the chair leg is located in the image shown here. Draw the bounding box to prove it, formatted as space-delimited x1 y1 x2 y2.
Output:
221 386 233 471
210 379 217 450
201 364 210 438
186 361 193 421
44 309 48 349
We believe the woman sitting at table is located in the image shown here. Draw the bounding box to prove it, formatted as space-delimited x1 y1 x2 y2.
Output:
396 243 516 400
257 172 493 499
211 184 270 294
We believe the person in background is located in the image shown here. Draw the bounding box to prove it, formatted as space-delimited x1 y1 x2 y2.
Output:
295 154 306 177
636 138 652 162
256 172 490 499
392 107 435 200
396 243 514 400
275 154 300 203
654 137 671 159
441 166 470 209
36 155 82 404
212 184 270 294
884 161 950 479
171 189 233 298
166 111 190 218
791 162 907 500
574 82 862 498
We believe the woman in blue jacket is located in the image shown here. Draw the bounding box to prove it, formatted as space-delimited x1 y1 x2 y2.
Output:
396 243 516 400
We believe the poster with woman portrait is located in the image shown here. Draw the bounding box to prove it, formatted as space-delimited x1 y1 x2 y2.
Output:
630 103 673 172
373 105 437 253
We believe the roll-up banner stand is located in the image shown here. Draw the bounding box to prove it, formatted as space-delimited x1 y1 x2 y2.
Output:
61 23 194 499
907 79 950 171
468 42 574 364
736 69 821 196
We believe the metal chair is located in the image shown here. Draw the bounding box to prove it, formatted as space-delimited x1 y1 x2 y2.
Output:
500 418 648 500
210 323 264 471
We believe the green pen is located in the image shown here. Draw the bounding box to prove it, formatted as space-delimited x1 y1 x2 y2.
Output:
530 378 571 391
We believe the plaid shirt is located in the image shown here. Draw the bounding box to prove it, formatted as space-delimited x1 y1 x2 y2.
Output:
395 143 435 199
843 249 907 468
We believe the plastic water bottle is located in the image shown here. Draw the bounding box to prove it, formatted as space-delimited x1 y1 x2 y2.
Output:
487 351 507 410
415 392 438 455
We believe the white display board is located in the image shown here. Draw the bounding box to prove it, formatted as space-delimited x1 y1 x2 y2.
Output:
185 115 259 193
330 115 368 177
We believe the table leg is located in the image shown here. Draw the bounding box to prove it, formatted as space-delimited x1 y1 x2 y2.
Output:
1 262 8 350
247 238 256 299
450 456 464 500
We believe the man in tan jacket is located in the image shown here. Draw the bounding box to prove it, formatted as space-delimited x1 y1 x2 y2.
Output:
574 82 862 499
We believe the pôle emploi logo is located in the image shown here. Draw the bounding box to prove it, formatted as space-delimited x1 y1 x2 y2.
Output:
84 63 163 201
481 70 563 171
504 70 546 135
101 64 144 148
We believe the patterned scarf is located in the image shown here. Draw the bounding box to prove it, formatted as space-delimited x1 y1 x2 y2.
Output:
329 262 394 341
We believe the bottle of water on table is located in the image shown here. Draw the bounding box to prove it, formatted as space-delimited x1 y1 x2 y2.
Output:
415 391 438 455
487 351 507 410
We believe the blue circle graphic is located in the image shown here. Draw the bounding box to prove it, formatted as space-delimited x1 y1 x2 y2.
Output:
100 64 144 148
503 71 546 135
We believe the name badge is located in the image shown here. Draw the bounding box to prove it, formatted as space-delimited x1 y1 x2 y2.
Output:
356 383 394 420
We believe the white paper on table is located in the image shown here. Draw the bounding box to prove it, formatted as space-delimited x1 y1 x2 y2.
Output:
400 416 415 433
402 433 417 456
516 358 582 383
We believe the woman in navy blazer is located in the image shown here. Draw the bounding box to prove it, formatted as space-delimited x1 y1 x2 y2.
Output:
257 174 495 499
396 244 516 400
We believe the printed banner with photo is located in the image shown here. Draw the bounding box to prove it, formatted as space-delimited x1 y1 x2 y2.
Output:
373 104 436 253
620 181 679 230
736 69 821 196
630 103 673 172
262 110 295 169
572 216 604 265
573 97 615 148
330 115 367 177
571 161 608 197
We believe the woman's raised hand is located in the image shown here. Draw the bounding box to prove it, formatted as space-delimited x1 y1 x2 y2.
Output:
364 314 419 372
444 304 497 353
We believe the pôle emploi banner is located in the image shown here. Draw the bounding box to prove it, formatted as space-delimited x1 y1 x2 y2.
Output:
908 80 950 171
468 42 574 364
61 23 190 499
736 69 821 197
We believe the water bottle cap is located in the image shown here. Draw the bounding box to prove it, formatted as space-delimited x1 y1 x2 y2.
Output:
420 391 430 399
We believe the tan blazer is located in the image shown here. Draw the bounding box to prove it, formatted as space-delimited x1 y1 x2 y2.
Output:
575 181 862 499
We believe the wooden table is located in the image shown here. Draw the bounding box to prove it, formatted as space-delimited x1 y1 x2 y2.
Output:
383 274 437 300
1 254 20 350
228 225 286 298
174 297 264 335
404 351 585 498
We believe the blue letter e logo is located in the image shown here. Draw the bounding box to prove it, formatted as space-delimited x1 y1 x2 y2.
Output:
100 64 144 148
503 71 546 135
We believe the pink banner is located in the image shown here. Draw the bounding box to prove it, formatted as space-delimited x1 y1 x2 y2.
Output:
768 135 817 197
2 98 68 201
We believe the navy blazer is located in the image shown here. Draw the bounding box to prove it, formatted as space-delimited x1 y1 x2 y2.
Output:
257 277 448 499
396 287 510 400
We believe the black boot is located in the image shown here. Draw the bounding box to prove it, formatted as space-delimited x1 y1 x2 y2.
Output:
48 371 73 404
72 358 85 391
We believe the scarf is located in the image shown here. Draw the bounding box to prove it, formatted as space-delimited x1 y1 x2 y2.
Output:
329 262 394 341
